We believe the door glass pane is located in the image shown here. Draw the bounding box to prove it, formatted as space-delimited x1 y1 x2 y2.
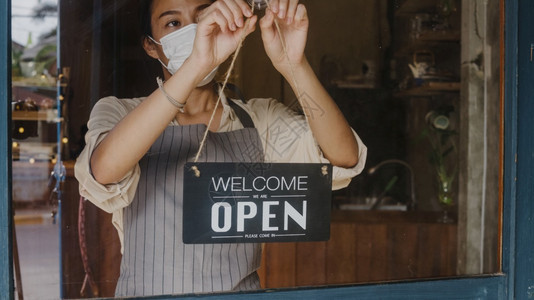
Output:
11 0 502 298
11 0 61 299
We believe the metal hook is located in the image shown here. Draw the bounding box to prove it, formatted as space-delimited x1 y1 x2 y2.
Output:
246 0 268 10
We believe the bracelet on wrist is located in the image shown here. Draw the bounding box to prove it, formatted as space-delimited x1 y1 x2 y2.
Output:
156 77 185 113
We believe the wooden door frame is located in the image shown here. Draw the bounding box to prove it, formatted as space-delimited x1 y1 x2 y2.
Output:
1 0 531 298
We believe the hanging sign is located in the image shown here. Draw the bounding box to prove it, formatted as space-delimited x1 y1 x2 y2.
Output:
183 162 332 244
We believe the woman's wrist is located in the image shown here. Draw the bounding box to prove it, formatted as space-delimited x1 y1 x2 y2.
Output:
157 59 204 110
157 77 186 112
279 57 311 86
177 56 212 85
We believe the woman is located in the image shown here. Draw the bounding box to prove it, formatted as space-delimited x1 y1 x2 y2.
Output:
75 0 367 296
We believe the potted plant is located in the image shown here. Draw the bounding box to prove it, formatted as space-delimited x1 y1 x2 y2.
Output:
421 105 457 223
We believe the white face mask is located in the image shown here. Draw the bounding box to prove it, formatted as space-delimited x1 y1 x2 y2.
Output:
149 24 218 87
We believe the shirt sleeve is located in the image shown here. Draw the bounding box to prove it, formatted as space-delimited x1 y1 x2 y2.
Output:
74 97 141 214
244 98 367 190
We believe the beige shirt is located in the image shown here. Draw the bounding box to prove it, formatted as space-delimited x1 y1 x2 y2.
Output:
74 94 367 250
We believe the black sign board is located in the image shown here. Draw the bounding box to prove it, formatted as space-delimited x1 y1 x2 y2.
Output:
183 162 332 244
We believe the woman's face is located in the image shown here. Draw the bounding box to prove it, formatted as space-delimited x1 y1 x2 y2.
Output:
150 0 213 41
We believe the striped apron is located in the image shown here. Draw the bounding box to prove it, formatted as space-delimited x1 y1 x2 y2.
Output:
115 101 264 297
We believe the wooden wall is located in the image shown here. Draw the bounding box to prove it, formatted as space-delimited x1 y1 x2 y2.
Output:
259 211 457 288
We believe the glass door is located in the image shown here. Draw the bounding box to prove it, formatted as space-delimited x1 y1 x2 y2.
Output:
1 0 533 299
10 0 63 298
56 0 503 297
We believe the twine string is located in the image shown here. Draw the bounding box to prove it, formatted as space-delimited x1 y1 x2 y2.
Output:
264 0 303 110
191 2 256 176
192 0 305 177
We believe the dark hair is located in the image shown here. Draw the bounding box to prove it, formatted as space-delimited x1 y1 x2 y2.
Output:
139 0 153 41
139 0 218 42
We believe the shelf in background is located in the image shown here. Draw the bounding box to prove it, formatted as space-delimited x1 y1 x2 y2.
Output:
393 31 460 58
12 110 59 122
395 0 438 15
332 80 377 90
12 79 66 89
12 142 57 163
417 30 460 42
12 82 57 90
394 81 460 97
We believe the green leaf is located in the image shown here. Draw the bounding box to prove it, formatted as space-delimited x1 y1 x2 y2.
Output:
35 44 56 62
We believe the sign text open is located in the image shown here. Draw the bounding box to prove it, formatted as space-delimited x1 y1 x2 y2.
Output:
183 163 332 244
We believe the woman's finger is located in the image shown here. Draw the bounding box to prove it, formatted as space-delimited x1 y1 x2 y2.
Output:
285 0 299 24
277 0 289 19
294 3 308 25
259 8 276 41
268 0 279 14
221 0 246 28
198 4 228 32
233 0 253 18
211 1 238 31
241 14 258 37
204 9 231 33
231 12 257 39
230 16 256 46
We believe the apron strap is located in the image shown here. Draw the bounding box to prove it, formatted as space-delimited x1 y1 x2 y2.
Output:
224 83 255 129
227 99 255 128
225 82 247 104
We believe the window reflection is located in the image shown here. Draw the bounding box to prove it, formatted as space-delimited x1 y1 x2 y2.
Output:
11 0 502 298
11 0 61 299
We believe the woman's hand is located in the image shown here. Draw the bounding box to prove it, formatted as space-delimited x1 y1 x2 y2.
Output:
190 0 257 73
259 1 309 77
